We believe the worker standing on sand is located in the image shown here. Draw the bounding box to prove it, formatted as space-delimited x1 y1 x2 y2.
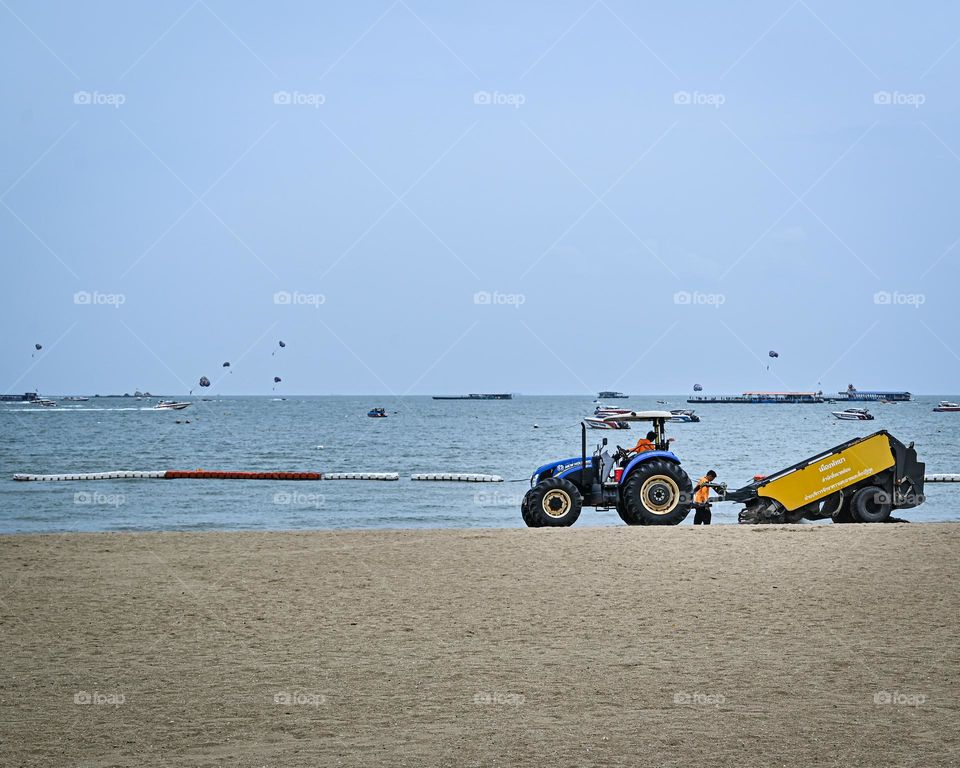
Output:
693 470 717 525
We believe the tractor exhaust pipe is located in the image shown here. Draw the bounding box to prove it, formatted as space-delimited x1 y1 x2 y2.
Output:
581 422 587 478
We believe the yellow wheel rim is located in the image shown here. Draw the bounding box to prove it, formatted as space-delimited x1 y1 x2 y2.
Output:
542 489 571 518
640 475 680 515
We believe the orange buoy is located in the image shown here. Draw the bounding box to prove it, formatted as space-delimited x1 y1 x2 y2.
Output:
162 470 321 480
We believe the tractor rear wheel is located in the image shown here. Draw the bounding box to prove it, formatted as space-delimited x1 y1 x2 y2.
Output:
620 459 692 526
616 499 642 525
850 485 892 523
526 478 582 527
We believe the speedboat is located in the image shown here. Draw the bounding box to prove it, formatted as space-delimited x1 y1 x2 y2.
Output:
832 407 874 421
585 416 630 430
153 400 191 410
63 396 89 402
34 398 57 407
594 406 632 417
933 401 960 412
668 409 700 423
367 407 388 418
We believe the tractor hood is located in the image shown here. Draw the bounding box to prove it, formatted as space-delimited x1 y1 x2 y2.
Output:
531 457 592 485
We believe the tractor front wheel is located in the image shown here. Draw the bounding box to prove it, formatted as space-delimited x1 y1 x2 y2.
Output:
620 460 692 526
526 478 582 527
520 489 541 527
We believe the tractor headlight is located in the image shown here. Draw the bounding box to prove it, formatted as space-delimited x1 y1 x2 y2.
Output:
530 473 539 487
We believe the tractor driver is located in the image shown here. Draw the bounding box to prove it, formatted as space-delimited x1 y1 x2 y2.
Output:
628 430 675 456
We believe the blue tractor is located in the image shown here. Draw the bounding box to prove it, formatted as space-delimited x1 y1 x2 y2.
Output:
521 412 694 527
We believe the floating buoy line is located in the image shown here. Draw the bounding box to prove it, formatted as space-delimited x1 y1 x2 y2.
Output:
13 472 956 489
13 470 503 483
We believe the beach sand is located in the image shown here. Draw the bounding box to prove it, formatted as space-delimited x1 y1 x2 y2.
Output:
1 524 958 767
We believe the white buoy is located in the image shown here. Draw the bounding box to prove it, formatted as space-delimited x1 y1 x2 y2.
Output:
13 470 168 482
411 473 503 482
322 472 399 481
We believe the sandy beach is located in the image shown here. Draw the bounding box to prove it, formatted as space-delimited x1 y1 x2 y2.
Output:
1 524 958 767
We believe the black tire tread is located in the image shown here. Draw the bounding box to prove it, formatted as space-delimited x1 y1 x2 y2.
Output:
527 477 582 527
620 459 692 526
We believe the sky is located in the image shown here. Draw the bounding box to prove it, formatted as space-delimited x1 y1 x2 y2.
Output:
1 1 958 396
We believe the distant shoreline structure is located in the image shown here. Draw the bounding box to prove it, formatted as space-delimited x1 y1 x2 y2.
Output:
838 385 911 402
689 392 824 404
432 393 513 400
0 392 38 402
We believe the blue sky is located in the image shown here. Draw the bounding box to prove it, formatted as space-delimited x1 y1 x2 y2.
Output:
2 1 958 395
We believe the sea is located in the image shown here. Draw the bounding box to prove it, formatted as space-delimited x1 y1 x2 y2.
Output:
0 395 957 533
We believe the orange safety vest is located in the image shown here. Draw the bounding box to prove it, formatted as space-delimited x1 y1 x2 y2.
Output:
694 475 711 505
632 438 655 453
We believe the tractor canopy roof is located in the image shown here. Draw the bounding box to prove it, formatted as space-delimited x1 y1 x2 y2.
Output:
600 410 672 422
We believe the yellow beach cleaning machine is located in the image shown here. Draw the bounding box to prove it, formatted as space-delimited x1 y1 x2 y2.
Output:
711 430 925 524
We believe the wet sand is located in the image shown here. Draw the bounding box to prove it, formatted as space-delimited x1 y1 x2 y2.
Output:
1 524 958 766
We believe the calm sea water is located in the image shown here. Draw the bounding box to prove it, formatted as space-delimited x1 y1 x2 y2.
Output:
0 395 957 533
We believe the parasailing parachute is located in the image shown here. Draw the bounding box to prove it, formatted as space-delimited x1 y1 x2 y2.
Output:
768 350 779 358
32 343 42 358
198 376 211 388
693 383 703 392
273 376 282 384
222 362 230 368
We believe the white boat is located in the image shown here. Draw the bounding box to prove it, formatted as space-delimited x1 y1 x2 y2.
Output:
153 400 191 411
832 407 874 421
584 416 630 430
594 406 632 417
933 401 960 412
668 409 700 423
34 398 57 407
63 396 89 402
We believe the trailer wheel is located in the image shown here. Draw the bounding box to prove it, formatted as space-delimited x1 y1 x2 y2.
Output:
850 485 891 523
831 496 855 524
621 460 692 525
520 489 541 527
806 492 843 521
526 478 582 527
